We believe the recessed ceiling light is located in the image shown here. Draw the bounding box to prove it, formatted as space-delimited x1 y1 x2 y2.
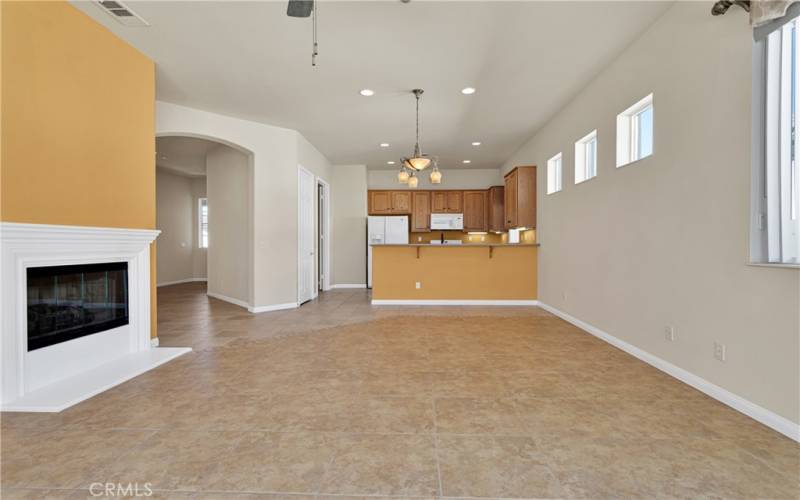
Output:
461 87 476 95
380 143 390 147
462 160 471 164
471 142 481 146
387 161 396 165
360 89 375 96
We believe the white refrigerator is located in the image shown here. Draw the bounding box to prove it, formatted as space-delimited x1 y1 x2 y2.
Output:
367 215 409 288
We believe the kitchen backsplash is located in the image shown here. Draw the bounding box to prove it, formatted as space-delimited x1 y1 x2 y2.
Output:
409 229 536 244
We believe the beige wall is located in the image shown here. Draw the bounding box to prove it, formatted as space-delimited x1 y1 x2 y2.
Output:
332 165 368 286
155 170 207 285
368 168 502 190
156 102 335 309
1 1 158 337
206 145 251 303
156 169 194 284
502 3 800 424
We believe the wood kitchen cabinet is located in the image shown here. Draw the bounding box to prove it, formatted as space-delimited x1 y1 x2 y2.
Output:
504 166 536 229
463 190 487 232
391 191 412 214
368 190 412 215
431 190 463 213
411 191 431 232
487 186 505 232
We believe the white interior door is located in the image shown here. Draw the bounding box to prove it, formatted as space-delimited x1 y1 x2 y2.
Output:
298 167 315 305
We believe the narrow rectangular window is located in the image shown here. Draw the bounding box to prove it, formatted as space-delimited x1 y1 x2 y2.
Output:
547 153 563 194
616 93 654 167
575 130 598 184
753 17 800 265
198 198 208 248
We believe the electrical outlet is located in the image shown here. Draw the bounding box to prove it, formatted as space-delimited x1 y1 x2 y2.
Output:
417 236 422 242
481 235 485 241
415 282 421 289
562 292 568 301
714 341 726 362
664 326 675 342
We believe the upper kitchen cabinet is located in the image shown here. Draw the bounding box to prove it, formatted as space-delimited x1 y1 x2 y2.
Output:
487 186 505 232
368 190 412 215
431 190 463 213
391 191 412 214
504 166 536 229
463 191 487 232
369 191 392 214
411 191 431 232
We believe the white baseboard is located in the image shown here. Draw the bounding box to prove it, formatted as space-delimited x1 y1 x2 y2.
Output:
249 302 298 313
372 299 539 306
207 292 297 314
157 278 207 287
332 284 367 289
206 291 250 309
537 301 800 443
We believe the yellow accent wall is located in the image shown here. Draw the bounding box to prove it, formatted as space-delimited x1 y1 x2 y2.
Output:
1 1 158 336
372 246 537 300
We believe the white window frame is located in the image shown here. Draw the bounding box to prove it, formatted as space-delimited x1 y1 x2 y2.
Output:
198 197 208 249
547 153 563 194
574 130 597 184
752 19 800 266
616 93 654 168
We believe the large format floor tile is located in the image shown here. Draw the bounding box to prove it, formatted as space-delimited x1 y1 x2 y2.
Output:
1 283 797 499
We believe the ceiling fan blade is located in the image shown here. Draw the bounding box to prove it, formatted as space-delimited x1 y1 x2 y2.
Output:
287 0 313 18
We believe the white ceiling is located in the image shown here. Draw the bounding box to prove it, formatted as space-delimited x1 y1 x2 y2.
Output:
156 136 220 176
75 1 672 170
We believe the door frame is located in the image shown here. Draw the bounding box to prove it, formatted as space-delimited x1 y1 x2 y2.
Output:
297 165 316 305
317 177 331 294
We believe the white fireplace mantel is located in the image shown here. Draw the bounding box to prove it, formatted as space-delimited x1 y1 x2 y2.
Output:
0 222 190 411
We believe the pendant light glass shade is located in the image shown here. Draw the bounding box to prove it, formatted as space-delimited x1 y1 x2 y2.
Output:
398 168 410 184
430 166 442 184
407 175 419 188
404 156 432 171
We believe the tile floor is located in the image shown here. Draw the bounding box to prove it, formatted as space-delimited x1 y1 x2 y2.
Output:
1 283 798 499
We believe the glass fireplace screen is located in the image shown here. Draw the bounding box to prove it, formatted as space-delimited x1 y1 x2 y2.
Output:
26 262 129 351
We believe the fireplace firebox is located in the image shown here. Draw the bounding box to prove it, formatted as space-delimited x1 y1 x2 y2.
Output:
26 262 129 351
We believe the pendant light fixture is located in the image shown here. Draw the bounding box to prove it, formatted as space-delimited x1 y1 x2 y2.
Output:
398 88 440 186
398 168 410 184
430 165 442 184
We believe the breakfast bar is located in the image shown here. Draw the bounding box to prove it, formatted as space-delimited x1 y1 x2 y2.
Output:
370 243 538 304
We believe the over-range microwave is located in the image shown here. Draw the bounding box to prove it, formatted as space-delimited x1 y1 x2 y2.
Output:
430 213 464 230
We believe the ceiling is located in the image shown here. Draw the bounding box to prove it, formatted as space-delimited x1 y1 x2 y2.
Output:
74 1 672 170
156 136 220 176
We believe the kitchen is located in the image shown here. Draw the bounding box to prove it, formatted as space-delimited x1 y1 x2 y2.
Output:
367 166 538 304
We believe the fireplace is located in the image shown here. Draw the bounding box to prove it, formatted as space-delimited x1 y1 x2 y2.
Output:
1 222 193 412
27 262 129 351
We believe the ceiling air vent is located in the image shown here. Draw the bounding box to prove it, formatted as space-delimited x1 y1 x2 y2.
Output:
95 0 149 27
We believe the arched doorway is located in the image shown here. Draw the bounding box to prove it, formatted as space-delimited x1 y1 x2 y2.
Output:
155 134 255 310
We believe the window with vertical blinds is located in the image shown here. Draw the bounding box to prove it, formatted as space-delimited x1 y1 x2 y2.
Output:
753 16 800 265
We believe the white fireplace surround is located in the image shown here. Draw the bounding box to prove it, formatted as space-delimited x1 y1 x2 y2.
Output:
0 222 190 412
